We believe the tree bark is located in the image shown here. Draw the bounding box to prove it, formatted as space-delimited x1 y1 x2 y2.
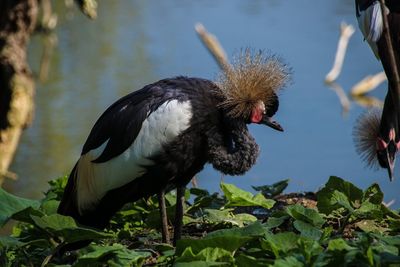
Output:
0 0 38 184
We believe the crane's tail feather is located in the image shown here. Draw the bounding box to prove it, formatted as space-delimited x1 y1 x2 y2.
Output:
57 163 80 218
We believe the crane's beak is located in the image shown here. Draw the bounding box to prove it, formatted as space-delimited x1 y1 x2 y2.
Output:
386 141 397 182
260 116 284 132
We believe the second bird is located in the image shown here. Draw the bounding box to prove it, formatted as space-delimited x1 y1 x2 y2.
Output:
354 0 400 180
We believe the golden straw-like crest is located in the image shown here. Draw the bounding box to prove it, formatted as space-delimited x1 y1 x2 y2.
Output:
216 48 291 119
353 109 382 169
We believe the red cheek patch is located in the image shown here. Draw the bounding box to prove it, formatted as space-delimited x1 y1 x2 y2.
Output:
251 109 262 123
377 138 388 150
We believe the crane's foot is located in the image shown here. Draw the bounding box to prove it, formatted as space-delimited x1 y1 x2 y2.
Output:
173 186 185 246
158 190 170 244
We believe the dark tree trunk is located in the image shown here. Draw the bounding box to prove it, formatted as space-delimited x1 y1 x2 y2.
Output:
0 0 38 183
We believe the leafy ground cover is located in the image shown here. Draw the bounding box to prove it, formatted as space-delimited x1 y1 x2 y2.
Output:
1 176 400 266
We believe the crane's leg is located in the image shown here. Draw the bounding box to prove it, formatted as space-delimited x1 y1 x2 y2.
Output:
173 186 185 245
158 190 170 244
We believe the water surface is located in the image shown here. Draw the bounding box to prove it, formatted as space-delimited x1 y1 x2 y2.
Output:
5 1 399 208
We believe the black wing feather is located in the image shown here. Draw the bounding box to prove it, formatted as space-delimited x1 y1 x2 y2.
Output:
82 84 166 163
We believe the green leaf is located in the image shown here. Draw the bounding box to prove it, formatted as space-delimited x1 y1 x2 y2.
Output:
353 201 383 220
261 232 299 257
175 247 233 263
74 244 150 267
363 184 384 204
174 262 230 267
252 179 289 198
30 214 113 243
272 256 305 267
327 238 355 251
221 183 275 209
0 236 23 248
40 199 60 215
355 220 389 233
234 254 270 267
198 209 257 227
293 220 322 240
285 204 325 227
317 176 362 214
11 206 45 225
330 191 354 212
176 222 266 255
265 215 288 229
0 187 40 226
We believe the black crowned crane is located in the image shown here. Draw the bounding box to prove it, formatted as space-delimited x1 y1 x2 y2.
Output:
58 50 290 248
354 0 400 180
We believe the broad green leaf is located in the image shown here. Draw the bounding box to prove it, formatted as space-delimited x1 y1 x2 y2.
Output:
30 214 113 243
176 222 266 255
317 176 362 214
175 247 233 263
297 237 323 264
355 220 389 233
252 179 289 198
293 220 322 240
265 215 288 229
327 238 355 251
233 213 258 225
0 236 23 248
372 241 398 255
262 232 299 257
75 244 150 267
363 184 384 204
330 191 354 212
40 199 60 215
234 254 271 267
285 204 325 227
190 188 210 198
31 214 77 230
373 234 400 247
272 256 305 267
174 262 230 267
198 209 257 227
11 206 45 225
0 187 40 226
353 201 384 219
221 183 275 209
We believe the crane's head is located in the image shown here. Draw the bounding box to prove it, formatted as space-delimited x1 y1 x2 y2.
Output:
354 109 399 181
250 98 283 132
216 48 290 132
376 129 400 181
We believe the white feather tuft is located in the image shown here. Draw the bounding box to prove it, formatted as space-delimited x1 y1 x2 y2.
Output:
357 1 389 58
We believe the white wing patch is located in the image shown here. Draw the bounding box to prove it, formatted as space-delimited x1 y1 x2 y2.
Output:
357 1 389 58
76 99 193 213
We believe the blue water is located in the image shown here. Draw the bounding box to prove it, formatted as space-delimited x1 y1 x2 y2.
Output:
5 1 399 208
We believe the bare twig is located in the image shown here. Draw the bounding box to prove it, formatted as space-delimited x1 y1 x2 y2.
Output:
379 0 400 105
195 23 230 71
350 72 387 96
0 170 18 180
383 199 395 208
39 34 57 82
325 22 355 83
352 95 384 108
326 82 351 115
